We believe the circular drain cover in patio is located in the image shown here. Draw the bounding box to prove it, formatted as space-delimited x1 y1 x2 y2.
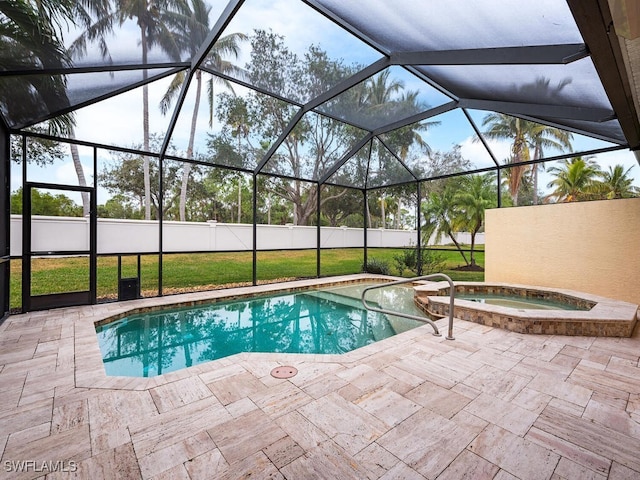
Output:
271 366 298 379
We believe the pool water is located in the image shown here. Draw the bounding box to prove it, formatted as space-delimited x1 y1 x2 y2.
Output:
457 293 584 310
95 284 424 377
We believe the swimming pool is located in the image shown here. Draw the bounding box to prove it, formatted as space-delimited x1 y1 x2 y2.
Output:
95 283 424 377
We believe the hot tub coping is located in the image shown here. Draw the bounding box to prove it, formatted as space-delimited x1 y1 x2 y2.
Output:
414 281 638 337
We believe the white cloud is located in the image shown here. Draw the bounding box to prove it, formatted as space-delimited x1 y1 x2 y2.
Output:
74 75 175 149
459 136 509 169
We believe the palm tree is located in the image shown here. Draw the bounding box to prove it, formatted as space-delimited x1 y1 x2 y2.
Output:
597 164 639 199
99 0 183 219
159 0 246 221
422 185 470 266
527 124 573 204
47 114 93 217
453 174 495 267
546 156 602 202
363 73 433 228
389 92 437 161
2 0 112 217
0 1 72 126
482 114 532 206
365 71 404 226
482 113 574 206
228 105 250 223
68 0 113 217
71 0 183 219
364 69 404 111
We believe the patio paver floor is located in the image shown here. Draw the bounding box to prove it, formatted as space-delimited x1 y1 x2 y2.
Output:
1 277 639 479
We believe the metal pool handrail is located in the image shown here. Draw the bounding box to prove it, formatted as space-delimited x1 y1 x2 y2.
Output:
360 274 456 340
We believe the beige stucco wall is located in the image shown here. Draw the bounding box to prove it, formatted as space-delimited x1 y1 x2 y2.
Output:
485 197 640 305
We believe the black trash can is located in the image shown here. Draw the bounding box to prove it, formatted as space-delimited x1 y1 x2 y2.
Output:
118 277 140 301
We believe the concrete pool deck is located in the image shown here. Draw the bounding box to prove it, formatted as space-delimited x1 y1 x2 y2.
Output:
1 274 640 479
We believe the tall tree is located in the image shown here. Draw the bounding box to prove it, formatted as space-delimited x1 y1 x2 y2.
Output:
98 135 182 219
105 0 183 219
365 72 405 229
482 113 574 206
159 0 246 221
66 0 113 217
527 124 573 205
0 1 73 125
546 156 601 202
225 94 251 223
211 31 356 225
2 0 113 217
453 174 495 267
377 92 439 230
481 114 532 206
594 164 639 200
46 115 93 217
70 0 183 218
422 182 470 266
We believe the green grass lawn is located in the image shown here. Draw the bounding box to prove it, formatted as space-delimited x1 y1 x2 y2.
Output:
10 247 484 309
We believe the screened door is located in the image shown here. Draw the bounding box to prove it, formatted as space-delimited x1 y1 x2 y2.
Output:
22 182 96 311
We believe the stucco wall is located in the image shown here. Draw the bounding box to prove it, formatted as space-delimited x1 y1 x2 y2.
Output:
485 197 640 305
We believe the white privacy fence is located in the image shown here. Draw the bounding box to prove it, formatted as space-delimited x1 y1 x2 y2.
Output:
9 215 483 256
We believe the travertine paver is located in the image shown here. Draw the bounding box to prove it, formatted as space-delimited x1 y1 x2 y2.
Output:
298 392 389 455
378 408 487 478
0 275 639 479
469 424 560 480
209 408 288 464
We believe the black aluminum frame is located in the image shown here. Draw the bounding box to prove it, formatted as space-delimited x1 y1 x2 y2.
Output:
1 0 637 315
21 182 97 311
0 116 9 321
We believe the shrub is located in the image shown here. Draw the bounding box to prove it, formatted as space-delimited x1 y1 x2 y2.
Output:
362 258 390 275
393 248 417 276
421 248 447 275
393 247 447 276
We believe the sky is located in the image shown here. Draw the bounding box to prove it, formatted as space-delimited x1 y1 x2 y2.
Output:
12 0 640 204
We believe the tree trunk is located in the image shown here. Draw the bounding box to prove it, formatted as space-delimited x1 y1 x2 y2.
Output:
448 232 469 266
469 232 476 267
509 166 522 206
179 72 202 221
267 196 271 224
141 27 151 220
293 180 300 225
179 163 192 221
395 198 401 229
69 133 89 217
532 143 541 205
237 175 242 223
532 165 538 205
380 195 385 229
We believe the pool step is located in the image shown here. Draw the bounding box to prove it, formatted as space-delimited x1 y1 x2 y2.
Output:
303 290 424 337
304 290 370 310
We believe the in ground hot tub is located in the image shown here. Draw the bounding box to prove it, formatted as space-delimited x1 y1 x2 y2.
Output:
414 282 638 337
